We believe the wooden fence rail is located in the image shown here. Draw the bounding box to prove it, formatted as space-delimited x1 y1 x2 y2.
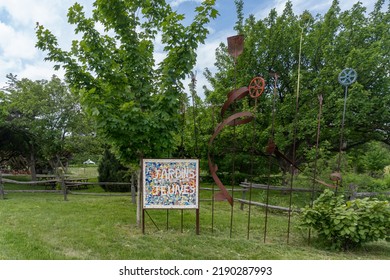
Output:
239 182 321 193
1 177 389 203
2 177 132 186
236 198 300 212
0 176 136 202
5 190 62 193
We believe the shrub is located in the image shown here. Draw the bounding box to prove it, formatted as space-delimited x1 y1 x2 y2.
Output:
97 148 131 192
300 189 390 250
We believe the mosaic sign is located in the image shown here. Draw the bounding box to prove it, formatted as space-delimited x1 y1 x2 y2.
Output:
142 159 199 209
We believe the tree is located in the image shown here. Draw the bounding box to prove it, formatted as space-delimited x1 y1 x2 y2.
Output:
360 141 390 176
36 0 218 164
0 91 7 126
98 147 130 192
2 75 87 178
0 123 33 171
203 0 390 179
36 0 218 226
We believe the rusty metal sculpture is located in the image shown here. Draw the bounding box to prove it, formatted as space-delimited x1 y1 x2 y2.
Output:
227 35 244 60
207 33 354 243
208 108 254 205
208 36 266 207
248 77 265 98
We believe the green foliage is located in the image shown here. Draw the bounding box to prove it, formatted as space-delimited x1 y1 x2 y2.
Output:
361 142 390 175
343 173 390 192
36 0 218 163
0 75 97 174
97 148 130 192
203 0 390 176
0 91 7 125
0 123 33 168
300 189 390 250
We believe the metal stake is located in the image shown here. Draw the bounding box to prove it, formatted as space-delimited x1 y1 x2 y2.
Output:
308 94 323 244
264 71 279 243
336 68 357 193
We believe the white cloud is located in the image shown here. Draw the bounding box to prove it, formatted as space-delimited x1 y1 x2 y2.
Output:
19 60 65 82
0 22 37 59
0 0 65 28
169 0 202 8
189 30 231 98
255 0 379 19
0 56 22 82
0 0 94 87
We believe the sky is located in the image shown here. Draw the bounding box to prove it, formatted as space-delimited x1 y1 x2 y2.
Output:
0 0 383 97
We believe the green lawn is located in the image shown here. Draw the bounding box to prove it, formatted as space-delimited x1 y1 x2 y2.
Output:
67 165 99 179
0 190 389 260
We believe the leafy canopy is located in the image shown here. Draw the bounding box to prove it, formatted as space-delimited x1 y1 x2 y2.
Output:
1 75 91 172
203 0 390 175
36 0 218 163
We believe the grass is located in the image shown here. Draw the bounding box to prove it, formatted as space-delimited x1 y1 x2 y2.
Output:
1 170 389 259
0 188 389 260
67 165 99 179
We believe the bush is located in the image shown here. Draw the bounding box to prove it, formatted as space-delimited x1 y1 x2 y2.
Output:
300 189 390 250
97 148 131 192
344 173 390 192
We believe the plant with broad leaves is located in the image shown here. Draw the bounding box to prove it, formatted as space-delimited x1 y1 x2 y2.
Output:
300 189 390 250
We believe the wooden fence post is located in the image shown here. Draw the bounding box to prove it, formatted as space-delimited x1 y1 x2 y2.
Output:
240 179 248 210
131 173 136 204
0 172 4 200
136 161 142 227
61 174 67 201
348 184 357 200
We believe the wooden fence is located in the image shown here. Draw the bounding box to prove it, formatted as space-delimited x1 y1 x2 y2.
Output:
1 176 389 211
0 175 136 202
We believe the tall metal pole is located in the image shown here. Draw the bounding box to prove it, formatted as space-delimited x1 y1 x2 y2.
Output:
264 71 278 243
211 105 215 234
308 94 323 244
227 35 244 239
247 111 255 240
336 68 357 193
337 86 348 170
287 23 305 244
246 77 265 239
190 71 199 158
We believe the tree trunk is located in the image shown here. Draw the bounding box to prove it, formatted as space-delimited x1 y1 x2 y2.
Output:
131 173 136 204
30 150 37 181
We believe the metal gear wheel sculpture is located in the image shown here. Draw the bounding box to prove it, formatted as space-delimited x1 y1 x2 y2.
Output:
338 68 357 86
248 77 265 98
336 68 357 184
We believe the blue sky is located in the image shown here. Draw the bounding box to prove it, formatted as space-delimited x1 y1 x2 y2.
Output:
0 0 382 96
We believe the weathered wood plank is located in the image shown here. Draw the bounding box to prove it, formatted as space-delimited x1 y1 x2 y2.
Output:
355 192 390 197
240 182 316 193
5 190 62 193
2 178 58 185
236 198 301 212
